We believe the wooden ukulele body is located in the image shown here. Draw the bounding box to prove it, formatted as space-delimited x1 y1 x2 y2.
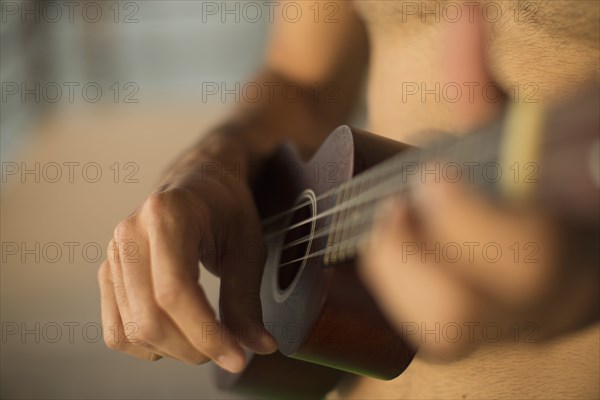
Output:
215 89 600 398
216 126 416 398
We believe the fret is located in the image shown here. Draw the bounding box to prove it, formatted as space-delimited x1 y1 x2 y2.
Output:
344 177 364 259
275 90 600 273
324 190 341 265
324 182 350 264
321 121 504 264
335 178 355 261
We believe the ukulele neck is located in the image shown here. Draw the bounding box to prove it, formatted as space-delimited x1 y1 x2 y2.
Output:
323 91 600 265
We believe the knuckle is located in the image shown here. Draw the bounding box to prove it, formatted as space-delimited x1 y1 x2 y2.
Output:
113 219 136 243
154 281 184 309
144 192 168 218
134 318 164 344
144 189 188 223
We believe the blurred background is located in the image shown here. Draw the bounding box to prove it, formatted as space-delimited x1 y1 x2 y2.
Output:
1 1 270 398
3 1 598 400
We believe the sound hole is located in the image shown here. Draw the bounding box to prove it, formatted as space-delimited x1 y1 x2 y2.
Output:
278 199 314 292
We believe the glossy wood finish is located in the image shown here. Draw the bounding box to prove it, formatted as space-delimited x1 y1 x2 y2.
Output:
217 126 415 398
214 350 344 399
217 89 600 398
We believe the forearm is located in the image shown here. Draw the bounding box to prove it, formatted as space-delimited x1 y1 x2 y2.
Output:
160 68 364 191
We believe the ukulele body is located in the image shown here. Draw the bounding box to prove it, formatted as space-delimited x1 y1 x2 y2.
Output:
216 89 600 398
216 126 415 398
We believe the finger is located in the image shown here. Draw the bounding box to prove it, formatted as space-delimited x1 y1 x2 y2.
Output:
98 261 160 361
411 178 560 307
359 197 482 358
148 227 246 373
118 238 210 365
218 228 277 355
106 237 165 358
442 3 500 131
106 238 135 326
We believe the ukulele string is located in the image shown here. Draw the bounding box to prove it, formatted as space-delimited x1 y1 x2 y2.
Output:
276 150 508 268
260 168 382 230
275 225 375 269
266 115 552 269
262 131 502 244
260 144 422 229
262 151 418 240
278 180 409 251
262 105 585 233
263 170 404 241
272 177 421 269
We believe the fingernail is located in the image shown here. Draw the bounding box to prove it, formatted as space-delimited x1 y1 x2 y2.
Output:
254 332 277 354
216 352 245 374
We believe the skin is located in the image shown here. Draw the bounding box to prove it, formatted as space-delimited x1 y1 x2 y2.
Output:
98 0 599 396
356 0 600 359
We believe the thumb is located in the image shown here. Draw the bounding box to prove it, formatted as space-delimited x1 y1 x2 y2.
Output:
442 4 501 132
218 232 277 355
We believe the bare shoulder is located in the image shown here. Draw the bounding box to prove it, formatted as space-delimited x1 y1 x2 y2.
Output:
352 0 599 100
351 0 598 35
328 323 600 399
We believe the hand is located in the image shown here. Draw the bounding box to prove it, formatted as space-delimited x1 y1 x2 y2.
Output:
359 179 599 359
97 174 277 372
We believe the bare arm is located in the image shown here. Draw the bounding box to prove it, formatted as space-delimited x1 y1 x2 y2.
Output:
97 0 368 372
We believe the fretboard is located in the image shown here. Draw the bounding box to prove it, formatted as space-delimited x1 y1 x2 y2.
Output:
323 119 507 264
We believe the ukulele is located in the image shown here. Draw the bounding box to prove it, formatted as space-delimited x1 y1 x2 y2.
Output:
215 88 600 399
